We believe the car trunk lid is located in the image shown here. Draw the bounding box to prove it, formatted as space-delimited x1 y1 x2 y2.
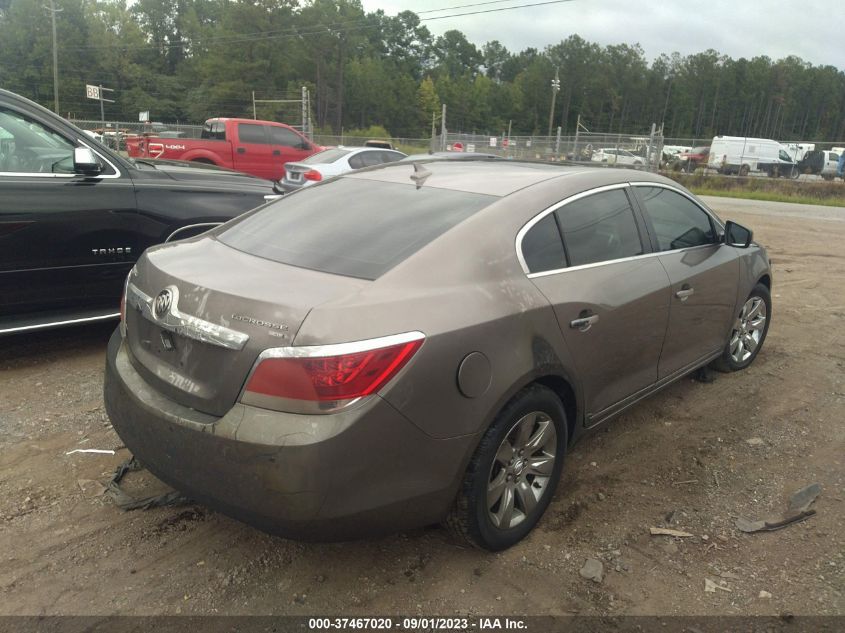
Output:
124 237 367 416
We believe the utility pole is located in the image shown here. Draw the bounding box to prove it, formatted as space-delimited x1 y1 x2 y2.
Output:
440 103 446 151
547 68 560 138
252 91 257 120
45 0 62 113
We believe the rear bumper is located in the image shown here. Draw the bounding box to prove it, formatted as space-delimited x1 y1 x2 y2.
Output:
103 329 475 540
278 181 308 193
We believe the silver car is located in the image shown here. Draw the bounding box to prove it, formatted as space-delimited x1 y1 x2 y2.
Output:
279 146 406 192
105 161 771 550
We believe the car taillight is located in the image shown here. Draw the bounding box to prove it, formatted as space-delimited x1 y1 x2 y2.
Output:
241 332 424 413
303 169 322 181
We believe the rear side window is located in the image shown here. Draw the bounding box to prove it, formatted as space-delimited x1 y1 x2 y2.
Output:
521 214 566 273
218 178 496 280
201 121 226 140
636 186 715 251
380 151 404 163
555 189 643 267
238 123 269 144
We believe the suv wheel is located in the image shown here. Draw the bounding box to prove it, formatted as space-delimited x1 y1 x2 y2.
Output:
446 385 567 550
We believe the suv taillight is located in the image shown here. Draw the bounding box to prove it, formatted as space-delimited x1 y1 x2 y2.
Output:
241 332 424 413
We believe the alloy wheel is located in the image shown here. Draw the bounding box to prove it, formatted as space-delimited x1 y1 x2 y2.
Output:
729 296 767 363
486 411 557 530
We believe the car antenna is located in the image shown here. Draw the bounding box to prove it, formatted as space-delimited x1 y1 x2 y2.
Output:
410 162 432 189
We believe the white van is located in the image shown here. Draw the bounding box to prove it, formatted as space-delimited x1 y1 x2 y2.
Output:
708 136 797 177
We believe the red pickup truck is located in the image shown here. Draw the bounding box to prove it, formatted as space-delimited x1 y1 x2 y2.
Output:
126 118 322 181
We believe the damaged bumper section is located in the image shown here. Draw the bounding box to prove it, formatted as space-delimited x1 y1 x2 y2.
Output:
103 329 473 540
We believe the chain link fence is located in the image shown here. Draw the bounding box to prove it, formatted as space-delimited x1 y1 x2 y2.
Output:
436 130 665 172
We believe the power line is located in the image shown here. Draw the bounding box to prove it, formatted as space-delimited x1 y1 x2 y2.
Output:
62 0 578 52
416 0 537 14
423 0 575 20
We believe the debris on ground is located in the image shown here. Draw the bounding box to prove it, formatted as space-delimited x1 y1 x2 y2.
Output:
106 456 192 511
650 527 694 537
759 590 773 599
745 438 765 446
579 558 604 583
736 483 822 533
704 578 731 593
76 479 107 498
65 448 115 455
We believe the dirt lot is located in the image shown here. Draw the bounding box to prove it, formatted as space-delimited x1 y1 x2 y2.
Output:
0 197 842 617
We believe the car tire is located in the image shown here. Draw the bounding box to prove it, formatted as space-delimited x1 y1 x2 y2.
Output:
445 384 567 551
712 283 771 373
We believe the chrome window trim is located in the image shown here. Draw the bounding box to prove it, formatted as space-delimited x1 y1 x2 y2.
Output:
515 182 632 275
165 222 223 243
0 311 119 334
0 139 122 179
526 243 717 279
516 180 727 278
126 282 249 351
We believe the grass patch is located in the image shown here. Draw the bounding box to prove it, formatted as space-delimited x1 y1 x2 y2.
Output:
688 188 845 207
664 171 845 207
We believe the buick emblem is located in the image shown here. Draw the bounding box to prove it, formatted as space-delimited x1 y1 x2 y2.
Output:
153 288 173 319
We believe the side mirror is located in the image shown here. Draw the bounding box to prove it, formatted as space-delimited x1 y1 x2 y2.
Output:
724 220 753 248
74 147 102 175
297 141 311 151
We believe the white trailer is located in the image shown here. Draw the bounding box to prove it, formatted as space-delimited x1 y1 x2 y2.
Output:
708 136 797 177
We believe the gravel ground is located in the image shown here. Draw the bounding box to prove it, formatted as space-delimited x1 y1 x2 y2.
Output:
0 197 842 617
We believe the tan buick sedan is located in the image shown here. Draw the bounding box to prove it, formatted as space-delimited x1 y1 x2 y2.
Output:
105 160 771 550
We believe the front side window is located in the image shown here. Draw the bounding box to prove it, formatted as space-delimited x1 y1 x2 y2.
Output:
555 189 643 267
237 123 269 145
521 213 567 273
636 186 716 251
269 126 305 148
0 108 74 173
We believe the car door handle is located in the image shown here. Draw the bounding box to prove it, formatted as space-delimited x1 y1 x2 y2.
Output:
570 314 599 332
237 147 246 154
675 286 695 301
272 150 281 156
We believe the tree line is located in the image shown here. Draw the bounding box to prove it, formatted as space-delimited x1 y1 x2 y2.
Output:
1 0 844 141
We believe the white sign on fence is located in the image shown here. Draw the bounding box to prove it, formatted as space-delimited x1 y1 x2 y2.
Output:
85 84 100 100
489 137 497 147
467 144 476 153
139 111 150 122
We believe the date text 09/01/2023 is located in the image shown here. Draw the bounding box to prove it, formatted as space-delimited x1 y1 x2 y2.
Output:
307 617 528 630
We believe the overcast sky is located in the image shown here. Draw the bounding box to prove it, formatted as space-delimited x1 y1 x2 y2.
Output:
360 0 842 69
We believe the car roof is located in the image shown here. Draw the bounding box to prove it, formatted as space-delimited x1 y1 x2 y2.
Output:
345 159 656 197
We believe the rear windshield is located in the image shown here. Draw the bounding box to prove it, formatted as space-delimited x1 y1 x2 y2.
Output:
218 178 497 280
302 148 352 164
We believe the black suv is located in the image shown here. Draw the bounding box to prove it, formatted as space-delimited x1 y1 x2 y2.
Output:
0 89 276 335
